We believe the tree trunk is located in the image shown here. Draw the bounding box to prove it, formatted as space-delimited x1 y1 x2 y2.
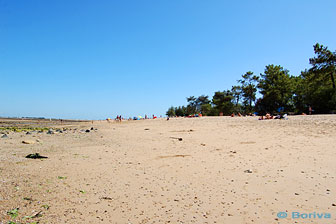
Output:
249 99 252 111
331 71 335 89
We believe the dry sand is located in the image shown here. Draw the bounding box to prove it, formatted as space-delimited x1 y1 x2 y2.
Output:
0 115 336 223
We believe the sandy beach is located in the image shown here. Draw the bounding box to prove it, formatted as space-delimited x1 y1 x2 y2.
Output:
1 115 336 223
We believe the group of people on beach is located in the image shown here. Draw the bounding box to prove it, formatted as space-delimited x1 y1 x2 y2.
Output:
116 115 122 122
106 114 159 122
230 105 314 120
230 112 287 120
258 113 288 120
108 107 313 122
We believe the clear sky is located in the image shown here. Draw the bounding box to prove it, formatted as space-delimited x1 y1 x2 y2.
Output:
1 0 335 119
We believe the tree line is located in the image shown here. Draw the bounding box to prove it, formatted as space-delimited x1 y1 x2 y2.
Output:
166 43 336 117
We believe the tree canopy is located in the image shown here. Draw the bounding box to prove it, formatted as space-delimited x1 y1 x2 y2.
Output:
166 43 336 116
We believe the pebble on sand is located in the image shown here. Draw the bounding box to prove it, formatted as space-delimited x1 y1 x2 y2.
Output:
244 169 253 173
22 140 35 144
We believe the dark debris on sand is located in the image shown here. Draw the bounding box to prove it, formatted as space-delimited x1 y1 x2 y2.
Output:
25 153 48 159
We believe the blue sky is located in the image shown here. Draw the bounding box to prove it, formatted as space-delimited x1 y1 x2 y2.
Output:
1 0 335 119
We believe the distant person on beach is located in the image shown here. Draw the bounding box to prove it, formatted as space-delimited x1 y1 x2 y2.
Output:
116 115 122 122
259 113 273 120
309 106 312 115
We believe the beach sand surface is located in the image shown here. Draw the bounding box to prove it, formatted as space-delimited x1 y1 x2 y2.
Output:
0 115 336 223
